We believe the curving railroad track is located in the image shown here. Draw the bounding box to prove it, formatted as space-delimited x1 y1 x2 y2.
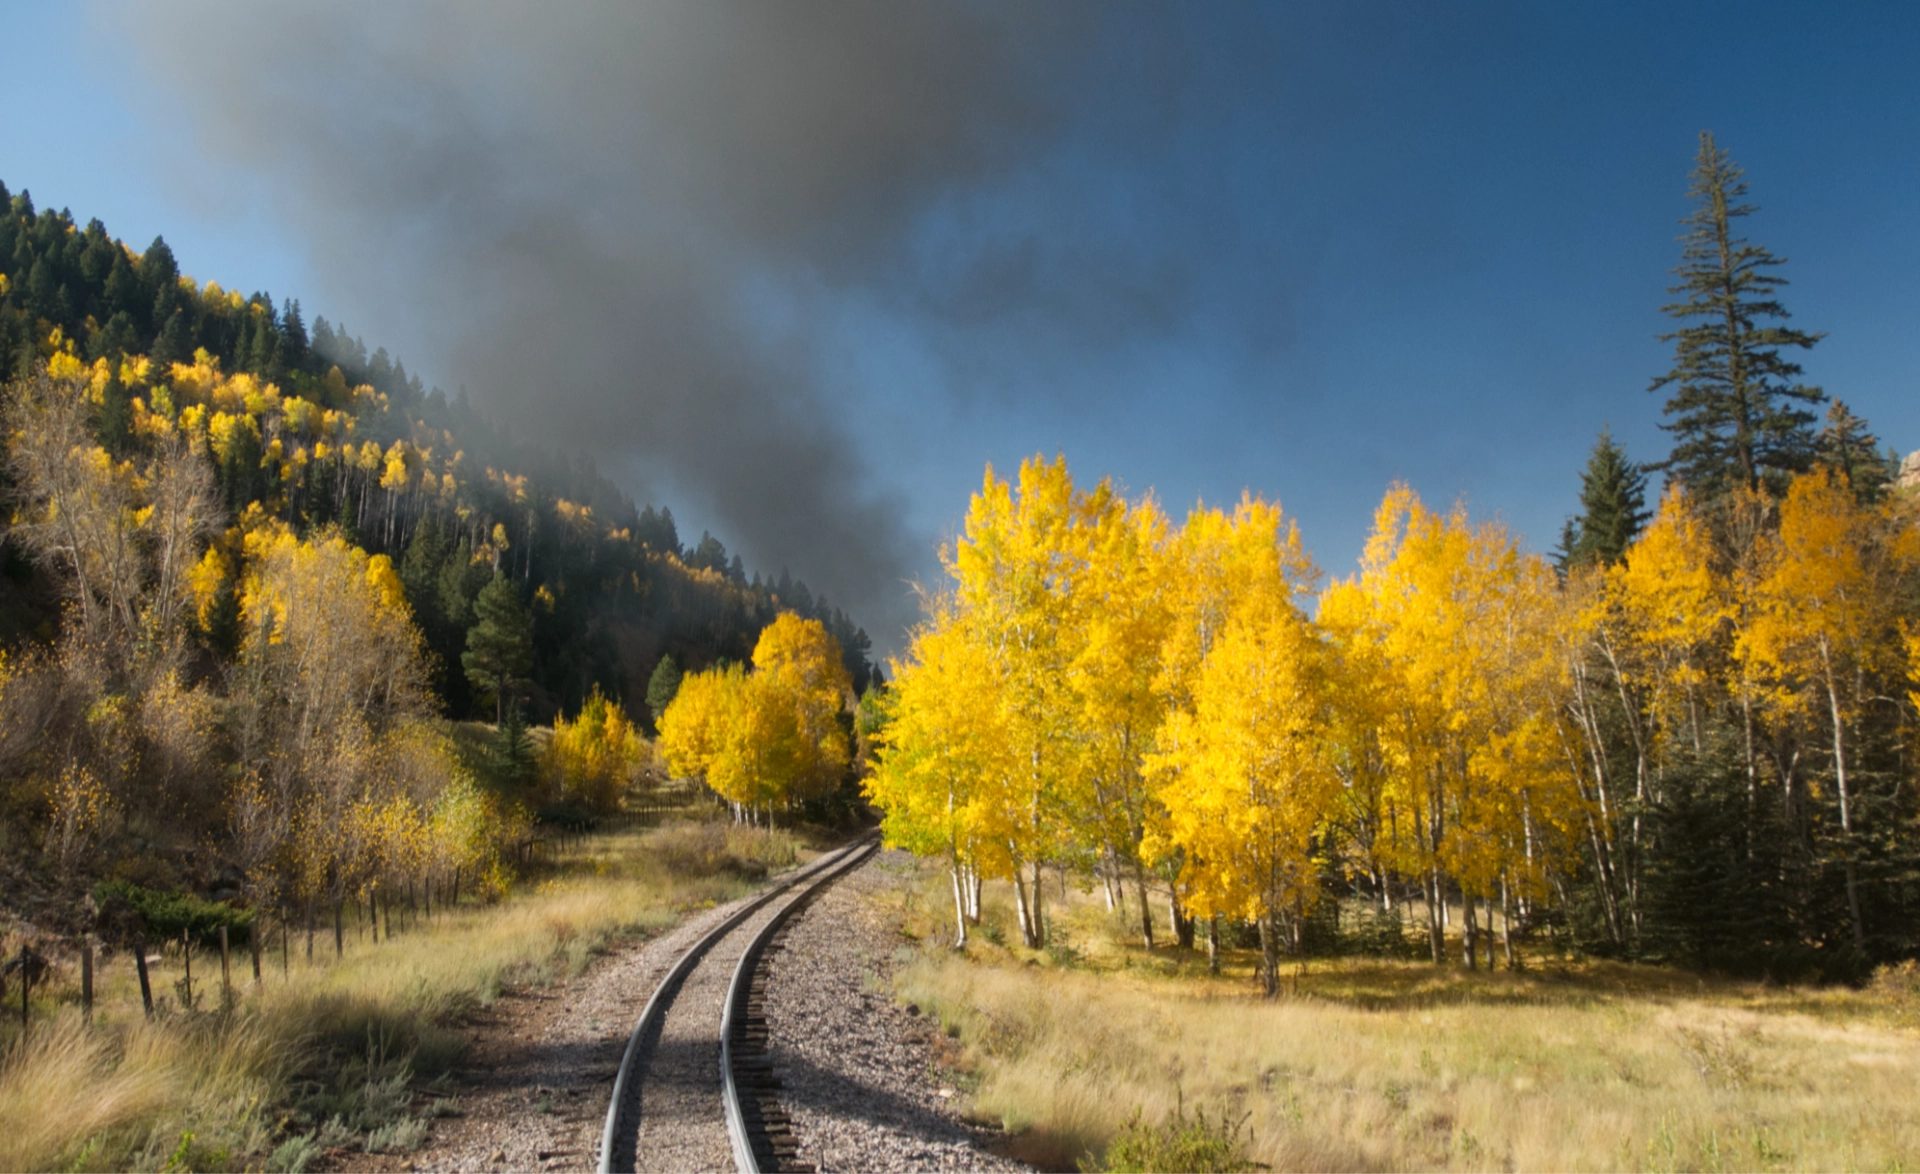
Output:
597 833 880 1174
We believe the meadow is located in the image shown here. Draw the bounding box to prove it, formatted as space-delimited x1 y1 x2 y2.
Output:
881 865 1920 1173
0 816 809 1173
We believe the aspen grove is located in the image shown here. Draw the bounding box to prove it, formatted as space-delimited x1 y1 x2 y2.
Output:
868 455 1920 993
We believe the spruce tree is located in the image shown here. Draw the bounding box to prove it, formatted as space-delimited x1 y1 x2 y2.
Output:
463 574 533 722
645 654 682 731
1561 430 1650 570
1649 132 1826 501
1815 399 1896 503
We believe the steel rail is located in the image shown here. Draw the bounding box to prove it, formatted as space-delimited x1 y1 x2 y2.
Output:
597 833 880 1173
720 835 880 1174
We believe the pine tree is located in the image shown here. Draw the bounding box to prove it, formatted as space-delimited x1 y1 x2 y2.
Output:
1815 400 1896 503
493 701 537 788
645 653 682 731
1561 430 1651 570
463 574 533 722
1649 132 1826 501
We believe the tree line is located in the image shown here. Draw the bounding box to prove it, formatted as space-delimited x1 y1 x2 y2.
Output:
866 132 1920 990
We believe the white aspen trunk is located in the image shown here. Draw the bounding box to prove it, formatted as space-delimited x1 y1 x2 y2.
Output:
1011 868 1033 947
1500 876 1516 970
949 866 969 949
1206 915 1220 975
1461 893 1477 970
1820 643 1867 952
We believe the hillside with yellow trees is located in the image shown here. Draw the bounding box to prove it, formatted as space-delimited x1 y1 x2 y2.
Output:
0 181 879 940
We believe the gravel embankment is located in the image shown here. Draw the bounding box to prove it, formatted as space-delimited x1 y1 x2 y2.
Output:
763 849 1027 1173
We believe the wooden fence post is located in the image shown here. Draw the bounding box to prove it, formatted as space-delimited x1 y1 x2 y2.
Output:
81 944 94 1022
181 932 193 1011
219 925 232 1004
135 942 154 1017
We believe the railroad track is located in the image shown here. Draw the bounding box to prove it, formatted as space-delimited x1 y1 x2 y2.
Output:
598 833 881 1173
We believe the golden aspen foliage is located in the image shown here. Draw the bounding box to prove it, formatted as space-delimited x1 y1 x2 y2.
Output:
1145 494 1331 990
545 687 646 812
867 598 1012 941
1068 490 1173 943
659 612 852 817
945 456 1107 945
751 611 854 800
1735 469 1920 947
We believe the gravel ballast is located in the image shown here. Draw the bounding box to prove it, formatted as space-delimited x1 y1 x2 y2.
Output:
762 848 1025 1173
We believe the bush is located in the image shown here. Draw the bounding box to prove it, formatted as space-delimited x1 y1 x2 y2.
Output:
93 880 252 947
1088 1098 1256 1174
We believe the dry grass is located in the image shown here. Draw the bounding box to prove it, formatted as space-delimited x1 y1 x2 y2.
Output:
885 870 1920 1172
0 817 813 1172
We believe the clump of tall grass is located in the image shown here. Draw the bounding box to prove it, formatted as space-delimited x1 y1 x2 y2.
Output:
648 819 798 879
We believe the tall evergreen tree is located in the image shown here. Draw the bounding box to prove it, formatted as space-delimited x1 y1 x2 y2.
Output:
1649 131 1826 501
1560 429 1651 570
645 654 682 732
464 574 533 722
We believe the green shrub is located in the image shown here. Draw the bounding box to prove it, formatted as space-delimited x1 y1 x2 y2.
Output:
1088 1098 1257 1174
94 880 253 946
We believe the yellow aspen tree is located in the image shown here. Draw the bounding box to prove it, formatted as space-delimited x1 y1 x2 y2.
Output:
545 687 646 813
750 611 854 803
1344 484 1571 967
948 456 1101 948
1146 493 1330 995
1738 469 1919 950
1589 485 1730 944
1068 491 1171 946
866 599 1010 946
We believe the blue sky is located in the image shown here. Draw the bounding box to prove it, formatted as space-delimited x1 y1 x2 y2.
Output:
3 4 1916 649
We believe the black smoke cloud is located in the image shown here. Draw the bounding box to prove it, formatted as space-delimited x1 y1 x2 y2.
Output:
108 2 1125 651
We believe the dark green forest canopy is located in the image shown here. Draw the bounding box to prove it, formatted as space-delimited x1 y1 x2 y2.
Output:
0 179 879 719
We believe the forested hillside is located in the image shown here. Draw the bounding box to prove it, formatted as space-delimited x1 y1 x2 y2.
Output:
0 178 878 720
0 178 877 930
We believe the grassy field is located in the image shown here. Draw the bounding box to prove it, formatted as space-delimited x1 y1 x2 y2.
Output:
878 867 1920 1173
0 817 814 1173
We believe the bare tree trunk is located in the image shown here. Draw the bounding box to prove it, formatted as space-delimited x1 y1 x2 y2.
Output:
1257 909 1280 998
1499 876 1516 970
1461 893 1478 970
1135 866 1155 949
1425 871 1444 964
1028 860 1047 948
1206 914 1220 975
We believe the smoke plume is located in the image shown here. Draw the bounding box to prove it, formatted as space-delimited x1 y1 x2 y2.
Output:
111 2 1106 649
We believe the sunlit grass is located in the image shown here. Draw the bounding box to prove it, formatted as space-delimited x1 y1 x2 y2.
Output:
0 817 811 1172
882 867 1920 1172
